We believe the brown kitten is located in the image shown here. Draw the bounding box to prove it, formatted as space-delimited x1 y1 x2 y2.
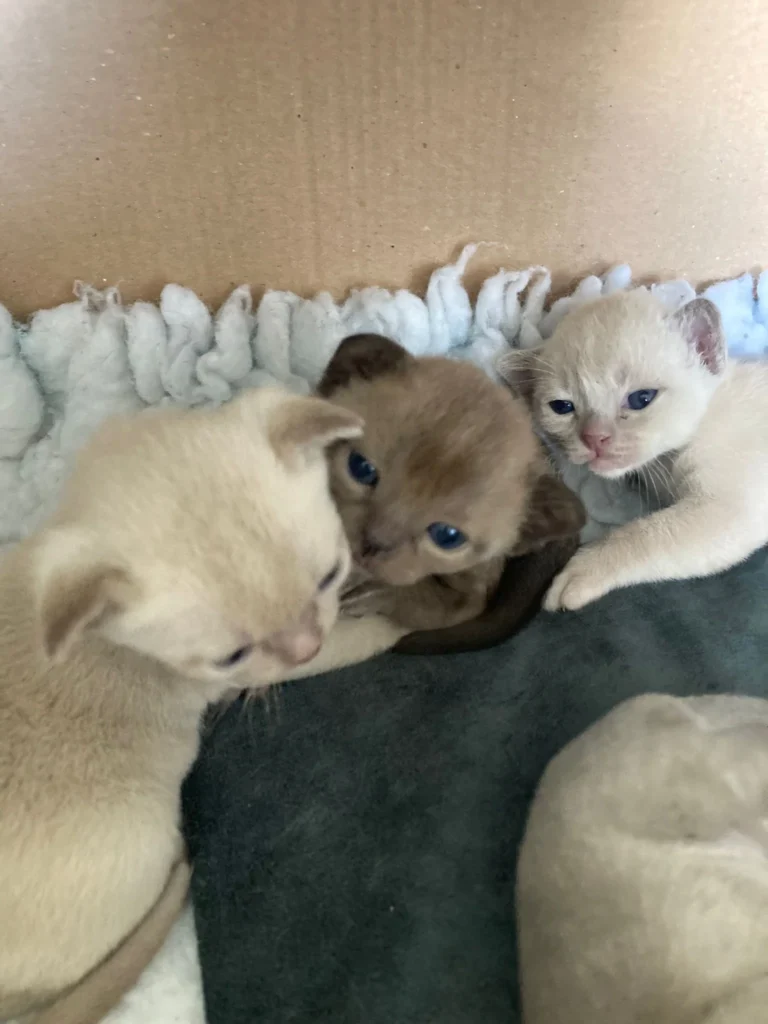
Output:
317 334 585 652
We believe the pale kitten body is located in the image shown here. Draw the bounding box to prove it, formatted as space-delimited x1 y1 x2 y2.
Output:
518 693 768 1024
0 387 380 1022
501 290 768 610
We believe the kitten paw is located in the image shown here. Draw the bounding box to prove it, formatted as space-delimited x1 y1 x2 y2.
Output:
340 581 396 618
544 555 614 612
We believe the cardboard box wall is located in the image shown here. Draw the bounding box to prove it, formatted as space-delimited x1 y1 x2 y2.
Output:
0 0 766 319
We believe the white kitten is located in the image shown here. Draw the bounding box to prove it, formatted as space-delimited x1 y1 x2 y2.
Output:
517 693 768 1024
0 388 365 1023
499 289 768 610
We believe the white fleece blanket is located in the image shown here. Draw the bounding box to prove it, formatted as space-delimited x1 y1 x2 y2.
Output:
2 248 767 552
3 248 767 1023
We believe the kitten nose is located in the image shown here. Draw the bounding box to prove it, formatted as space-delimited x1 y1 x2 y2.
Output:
580 426 612 456
361 530 394 558
263 605 322 666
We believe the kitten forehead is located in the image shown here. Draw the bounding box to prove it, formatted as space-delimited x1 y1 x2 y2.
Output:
399 425 527 508
344 356 533 450
49 393 343 637
328 352 539 546
545 290 689 399
551 290 682 364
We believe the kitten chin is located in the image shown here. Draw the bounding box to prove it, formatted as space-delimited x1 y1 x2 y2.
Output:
588 457 641 479
553 439 645 480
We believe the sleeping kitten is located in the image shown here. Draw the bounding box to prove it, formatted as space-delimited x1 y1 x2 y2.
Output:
317 334 585 644
499 290 768 611
518 693 768 1024
0 387 361 1023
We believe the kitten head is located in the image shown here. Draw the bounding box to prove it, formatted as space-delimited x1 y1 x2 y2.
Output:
317 334 584 586
499 291 726 479
33 388 362 693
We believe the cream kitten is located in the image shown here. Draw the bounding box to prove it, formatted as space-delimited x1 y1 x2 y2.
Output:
0 387 362 1023
499 290 768 611
518 693 768 1024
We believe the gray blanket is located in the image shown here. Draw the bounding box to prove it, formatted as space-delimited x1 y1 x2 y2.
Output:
183 548 768 1023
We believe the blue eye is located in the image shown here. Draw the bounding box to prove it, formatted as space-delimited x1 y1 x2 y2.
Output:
347 450 379 487
549 399 575 415
427 522 467 550
625 389 658 411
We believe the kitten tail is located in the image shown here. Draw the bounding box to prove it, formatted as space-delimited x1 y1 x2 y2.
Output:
33 859 191 1024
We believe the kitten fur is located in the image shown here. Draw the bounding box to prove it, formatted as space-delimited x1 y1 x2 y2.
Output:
0 387 364 1022
317 334 585 653
518 693 768 1024
499 290 768 611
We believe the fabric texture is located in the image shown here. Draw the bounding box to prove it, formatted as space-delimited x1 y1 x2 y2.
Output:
184 548 768 1024
1 251 767 549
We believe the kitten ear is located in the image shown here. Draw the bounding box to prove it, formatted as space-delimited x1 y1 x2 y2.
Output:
671 298 726 375
511 473 586 554
269 394 363 465
496 347 542 398
35 527 130 662
317 334 413 396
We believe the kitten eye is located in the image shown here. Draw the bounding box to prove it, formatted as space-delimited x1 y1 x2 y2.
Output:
427 522 467 551
318 560 342 591
625 389 658 411
548 399 575 415
214 644 254 670
347 450 379 487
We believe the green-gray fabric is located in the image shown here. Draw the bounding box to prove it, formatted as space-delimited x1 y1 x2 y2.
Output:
183 548 768 1024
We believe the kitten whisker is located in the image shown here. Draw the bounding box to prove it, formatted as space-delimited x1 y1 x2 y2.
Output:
640 464 661 512
646 459 674 504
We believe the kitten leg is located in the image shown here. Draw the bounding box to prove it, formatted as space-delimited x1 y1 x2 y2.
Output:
396 541 577 655
387 569 499 630
544 496 765 612
339 579 398 619
341 570 496 630
256 615 408 685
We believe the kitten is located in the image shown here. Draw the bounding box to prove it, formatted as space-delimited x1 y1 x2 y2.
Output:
499 290 768 611
0 387 360 1022
317 334 585 650
518 693 768 1024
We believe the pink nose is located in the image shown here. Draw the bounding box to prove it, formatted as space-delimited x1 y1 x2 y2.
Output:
263 605 322 666
580 428 612 456
264 628 321 666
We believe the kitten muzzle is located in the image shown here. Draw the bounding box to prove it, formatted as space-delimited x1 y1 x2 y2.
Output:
262 604 323 666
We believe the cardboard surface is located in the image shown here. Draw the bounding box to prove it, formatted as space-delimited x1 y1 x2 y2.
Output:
0 0 766 318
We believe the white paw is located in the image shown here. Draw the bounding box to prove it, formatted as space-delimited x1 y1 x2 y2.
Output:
544 554 615 612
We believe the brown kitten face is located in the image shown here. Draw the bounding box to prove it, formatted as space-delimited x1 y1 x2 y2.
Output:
318 335 583 587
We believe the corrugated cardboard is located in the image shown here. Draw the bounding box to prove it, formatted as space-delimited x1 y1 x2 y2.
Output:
0 0 766 318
